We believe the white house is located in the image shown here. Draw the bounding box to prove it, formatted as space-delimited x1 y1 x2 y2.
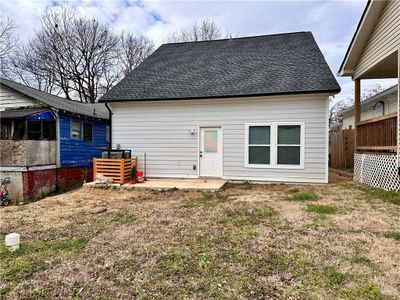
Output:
338 0 400 191
100 32 340 183
340 85 397 129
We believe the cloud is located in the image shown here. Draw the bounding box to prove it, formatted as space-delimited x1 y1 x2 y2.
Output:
1 0 395 103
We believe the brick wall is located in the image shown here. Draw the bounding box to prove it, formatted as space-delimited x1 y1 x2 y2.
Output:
22 169 57 200
56 167 93 190
22 167 93 200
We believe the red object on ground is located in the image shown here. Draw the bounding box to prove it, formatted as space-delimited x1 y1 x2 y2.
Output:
137 171 144 177
130 179 138 184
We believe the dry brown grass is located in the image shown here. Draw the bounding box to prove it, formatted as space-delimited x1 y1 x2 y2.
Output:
1 173 400 299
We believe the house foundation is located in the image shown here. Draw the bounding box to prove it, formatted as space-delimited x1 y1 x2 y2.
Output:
1 167 93 202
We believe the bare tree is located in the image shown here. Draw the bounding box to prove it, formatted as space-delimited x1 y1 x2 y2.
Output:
7 45 57 93
329 98 351 126
167 19 227 43
0 17 17 59
120 33 154 75
361 83 386 100
6 6 154 102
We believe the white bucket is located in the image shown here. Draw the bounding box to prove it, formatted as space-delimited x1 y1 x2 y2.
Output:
5 233 20 252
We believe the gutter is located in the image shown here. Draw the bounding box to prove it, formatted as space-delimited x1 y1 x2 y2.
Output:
98 89 341 103
105 103 112 150
337 0 371 76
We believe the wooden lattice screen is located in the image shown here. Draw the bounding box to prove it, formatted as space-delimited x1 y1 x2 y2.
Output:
93 157 138 184
354 153 400 191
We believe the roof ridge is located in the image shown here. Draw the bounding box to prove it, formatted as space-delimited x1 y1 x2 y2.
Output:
162 31 311 46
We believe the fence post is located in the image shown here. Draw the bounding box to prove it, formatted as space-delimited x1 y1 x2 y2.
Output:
93 158 97 182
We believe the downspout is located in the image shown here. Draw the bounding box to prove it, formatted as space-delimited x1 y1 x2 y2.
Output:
397 49 400 175
54 108 60 190
105 103 112 150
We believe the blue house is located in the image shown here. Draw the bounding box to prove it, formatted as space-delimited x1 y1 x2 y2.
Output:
0 78 109 201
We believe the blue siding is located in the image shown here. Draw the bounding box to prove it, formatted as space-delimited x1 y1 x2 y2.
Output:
59 113 109 167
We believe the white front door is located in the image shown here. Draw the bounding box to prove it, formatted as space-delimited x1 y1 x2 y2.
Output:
199 127 223 177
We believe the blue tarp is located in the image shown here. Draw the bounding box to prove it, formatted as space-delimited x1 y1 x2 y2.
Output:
26 110 55 121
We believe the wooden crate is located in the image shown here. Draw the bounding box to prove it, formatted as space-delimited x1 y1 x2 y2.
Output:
93 157 138 184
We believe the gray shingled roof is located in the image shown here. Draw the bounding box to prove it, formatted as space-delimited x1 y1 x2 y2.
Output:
1 108 51 119
0 78 109 119
100 31 340 102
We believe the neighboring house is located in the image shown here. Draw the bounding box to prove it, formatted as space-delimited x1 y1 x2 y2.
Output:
340 85 398 129
100 32 340 183
0 78 110 201
338 0 400 191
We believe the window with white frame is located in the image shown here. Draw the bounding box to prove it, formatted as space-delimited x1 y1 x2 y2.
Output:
245 123 304 168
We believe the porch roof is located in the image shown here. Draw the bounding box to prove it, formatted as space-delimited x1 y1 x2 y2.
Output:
0 108 50 119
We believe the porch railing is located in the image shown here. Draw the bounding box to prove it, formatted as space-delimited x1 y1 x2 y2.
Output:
93 157 138 184
357 112 397 152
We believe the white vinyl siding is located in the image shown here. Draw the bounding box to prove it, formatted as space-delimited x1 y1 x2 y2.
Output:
110 94 329 183
0 85 42 111
354 0 400 78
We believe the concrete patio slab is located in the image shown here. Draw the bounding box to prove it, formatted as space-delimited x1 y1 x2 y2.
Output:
122 178 226 192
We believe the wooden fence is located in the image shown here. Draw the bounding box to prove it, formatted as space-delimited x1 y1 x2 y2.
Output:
93 157 138 184
357 112 397 152
329 129 355 170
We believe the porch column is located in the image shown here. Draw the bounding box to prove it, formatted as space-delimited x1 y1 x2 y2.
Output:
354 78 361 151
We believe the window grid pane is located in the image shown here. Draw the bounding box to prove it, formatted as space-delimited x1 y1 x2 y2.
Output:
249 146 270 164
249 126 270 145
277 146 300 165
278 125 300 145
83 123 93 141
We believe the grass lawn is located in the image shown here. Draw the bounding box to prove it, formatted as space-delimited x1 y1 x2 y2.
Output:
1 172 400 299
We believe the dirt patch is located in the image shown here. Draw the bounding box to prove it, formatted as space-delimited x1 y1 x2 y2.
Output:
1 174 399 299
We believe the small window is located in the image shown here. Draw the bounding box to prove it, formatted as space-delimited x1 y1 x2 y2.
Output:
71 120 82 140
105 125 110 143
83 123 92 141
204 130 218 153
248 126 270 165
277 125 301 165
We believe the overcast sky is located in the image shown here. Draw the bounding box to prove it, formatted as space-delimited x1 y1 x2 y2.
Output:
1 0 396 103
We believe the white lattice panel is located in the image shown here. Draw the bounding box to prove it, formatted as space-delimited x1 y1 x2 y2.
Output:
354 153 400 191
